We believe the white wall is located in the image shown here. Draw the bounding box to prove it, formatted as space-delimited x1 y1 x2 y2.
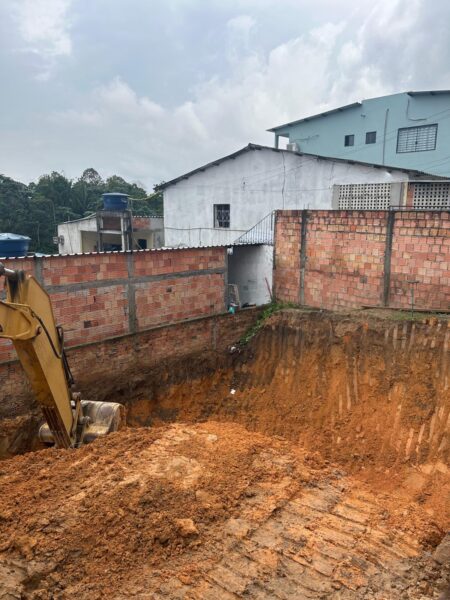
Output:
58 216 164 254
164 147 411 247
57 219 91 253
228 245 273 306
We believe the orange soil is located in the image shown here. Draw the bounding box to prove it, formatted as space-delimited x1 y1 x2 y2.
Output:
0 422 448 599
0 310 449 598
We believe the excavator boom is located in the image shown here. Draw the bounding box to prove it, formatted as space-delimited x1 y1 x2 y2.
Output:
0 263 124 448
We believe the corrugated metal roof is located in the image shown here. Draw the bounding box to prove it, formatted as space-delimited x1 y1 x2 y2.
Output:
0 245 234 261
157 143 443 189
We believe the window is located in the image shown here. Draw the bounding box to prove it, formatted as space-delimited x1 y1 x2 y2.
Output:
365 131 376 144
397 124 438 153
344 134 354 147
214 204 230 228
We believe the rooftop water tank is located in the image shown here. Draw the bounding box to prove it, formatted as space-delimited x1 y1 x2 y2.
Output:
0 233 31 258
102 193 129 211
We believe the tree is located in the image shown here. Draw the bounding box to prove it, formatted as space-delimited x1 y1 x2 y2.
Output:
34 172 72 208
0 176 57 253
80 168 103 186
0 169 161 253
72 168 105 216
105 175 147 198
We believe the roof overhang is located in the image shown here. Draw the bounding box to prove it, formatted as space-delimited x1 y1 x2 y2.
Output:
268 102 361 132
407 90 450 97
157 143 442 190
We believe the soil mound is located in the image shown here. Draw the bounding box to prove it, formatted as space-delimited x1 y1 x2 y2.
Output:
0 422 448 599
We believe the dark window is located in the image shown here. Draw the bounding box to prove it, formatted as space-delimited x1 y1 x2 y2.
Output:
397 124 438 153
344 134 354 147
214 204 230 228
365 131 377 144
137 238 147 249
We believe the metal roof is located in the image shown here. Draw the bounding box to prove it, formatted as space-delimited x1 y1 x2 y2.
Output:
157 143 442 189
268 91 450 132
0 244 232 260
60 213 163 225
268 102 361 132
407 90 450 96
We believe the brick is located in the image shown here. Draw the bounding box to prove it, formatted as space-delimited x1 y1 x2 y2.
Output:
274 210 449 311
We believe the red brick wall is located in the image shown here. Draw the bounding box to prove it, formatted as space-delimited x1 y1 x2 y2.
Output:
0 307 260 419
273 211 302 303
135 274 224 329
274 210 450 311
0 247 227 363
390 211 450 310
1 247 263 422
304 211 387 309
132 216 161 230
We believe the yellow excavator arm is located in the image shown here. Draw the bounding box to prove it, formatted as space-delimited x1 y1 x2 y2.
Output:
0 263 124 449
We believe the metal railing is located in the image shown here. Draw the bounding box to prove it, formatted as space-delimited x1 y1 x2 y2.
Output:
233 212 275 245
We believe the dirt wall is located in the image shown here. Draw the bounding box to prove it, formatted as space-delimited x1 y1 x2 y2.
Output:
130 310 449 479
0 307 261 457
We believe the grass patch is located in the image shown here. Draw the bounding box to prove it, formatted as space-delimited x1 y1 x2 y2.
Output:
239 302 300 345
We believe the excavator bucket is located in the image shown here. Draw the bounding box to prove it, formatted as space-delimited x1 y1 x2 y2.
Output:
39 400 126 447
80 400 126 444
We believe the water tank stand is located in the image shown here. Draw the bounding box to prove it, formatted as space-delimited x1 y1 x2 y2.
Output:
95 209 133 252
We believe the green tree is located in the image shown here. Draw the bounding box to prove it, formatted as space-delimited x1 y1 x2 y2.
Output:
0 176 58 253
0 169 164 254
72 168 105 215
105 175 147 198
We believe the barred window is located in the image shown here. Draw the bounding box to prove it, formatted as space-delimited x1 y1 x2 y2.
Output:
214 204 230 228
397 124 438 153
365 131 376 144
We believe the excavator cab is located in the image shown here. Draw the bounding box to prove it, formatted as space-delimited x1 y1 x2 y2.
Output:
0 263 125 449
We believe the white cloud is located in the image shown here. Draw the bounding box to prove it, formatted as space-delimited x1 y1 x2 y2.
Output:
227 14 256 35
46 21 353 186
14 0 72 79
2 0 450 187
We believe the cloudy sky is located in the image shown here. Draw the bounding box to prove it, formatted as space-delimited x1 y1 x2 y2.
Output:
1 0 449 189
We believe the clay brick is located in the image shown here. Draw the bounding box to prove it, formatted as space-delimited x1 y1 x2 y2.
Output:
274 210 449 311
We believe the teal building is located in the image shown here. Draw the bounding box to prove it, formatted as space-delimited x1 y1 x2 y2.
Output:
269 91 450 177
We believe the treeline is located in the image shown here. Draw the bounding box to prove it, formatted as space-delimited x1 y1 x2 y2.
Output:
0 168 163 253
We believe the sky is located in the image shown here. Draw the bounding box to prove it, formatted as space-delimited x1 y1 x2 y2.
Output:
0 0 449 190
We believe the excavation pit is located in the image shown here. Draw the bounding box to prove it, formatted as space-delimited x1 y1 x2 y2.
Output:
0 309 449 599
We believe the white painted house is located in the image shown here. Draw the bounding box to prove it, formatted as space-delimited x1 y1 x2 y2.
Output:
57 214 164 254
161 143 436 248
160 144 439 306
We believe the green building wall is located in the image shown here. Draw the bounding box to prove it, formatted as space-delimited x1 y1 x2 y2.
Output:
270 92 450 177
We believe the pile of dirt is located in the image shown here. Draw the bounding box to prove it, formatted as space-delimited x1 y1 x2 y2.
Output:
0 422 448 599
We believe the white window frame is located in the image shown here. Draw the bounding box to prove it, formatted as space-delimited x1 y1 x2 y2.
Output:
396 124 438 153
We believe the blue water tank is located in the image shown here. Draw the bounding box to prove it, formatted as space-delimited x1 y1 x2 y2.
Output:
102 193 129 211
0 233 31 258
